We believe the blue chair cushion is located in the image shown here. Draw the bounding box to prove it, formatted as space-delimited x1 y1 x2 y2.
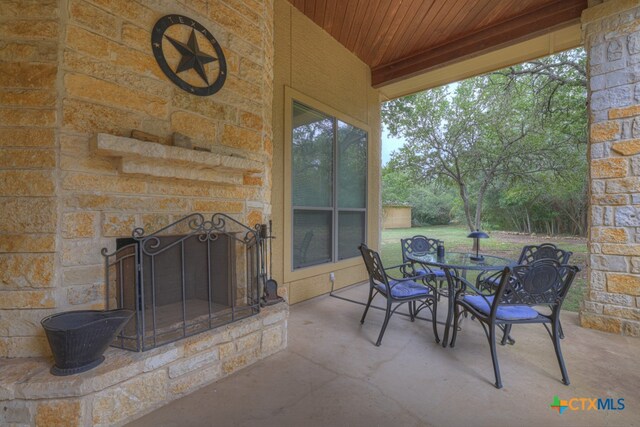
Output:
463 295 539 320
375 280 430 299
416 268 446 278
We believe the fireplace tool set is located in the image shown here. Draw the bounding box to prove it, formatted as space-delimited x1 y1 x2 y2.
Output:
260 220 284 306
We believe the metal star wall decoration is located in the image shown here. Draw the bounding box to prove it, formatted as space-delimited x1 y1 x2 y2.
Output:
151 15 227 96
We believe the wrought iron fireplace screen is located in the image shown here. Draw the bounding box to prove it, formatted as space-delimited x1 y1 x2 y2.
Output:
103 213 262 352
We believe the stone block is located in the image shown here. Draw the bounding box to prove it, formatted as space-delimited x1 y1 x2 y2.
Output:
61 239 105 267
604 305 640 321
192 200 244 213
62 212 96 238
1 399 32 425
591 120 621 142
0 89 56 108
0 0 59 18
141 214 171 234
591 270 606 291
0 253 54 288
0 234 55 253
170 111 217 148
62 98 143 136
173 91 236 122
0 108 56 127
144 348 181 372
167 348 218 378
610 104 640 119
607 273 640 295
69 0 118 39
35 399 81 427
101 212 137 238
582 301 604 314
580 312 622 334
615 205 640 225
261 325 283 355
611 139 640 156
65 73 168 119
62 172 146 194
0 147 55 169
590 254 628 272
0 40 57 63
0 170 55 196
2 336 50 358
183 331 228 356
623 320 640 336
218 341 235 360
92 370 167 425
602 244 640 255
236 331 261 353
0 128 54 147
221 124 262 152
169 364 220 396
0 62 57 89
591 157 628 178
66 283 104 305
592 193 629 205
121 22 148 52
593 227 629 243
62 264 103 286
0 290 55 309
0 19 58 41
606 177 640 193
604 206 615 225
0 308 56 336
221 349 259 376
240 111 263 131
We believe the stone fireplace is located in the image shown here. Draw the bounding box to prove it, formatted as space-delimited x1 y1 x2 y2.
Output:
0 0 286 425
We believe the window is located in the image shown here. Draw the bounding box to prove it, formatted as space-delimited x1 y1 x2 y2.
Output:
291 101 367 269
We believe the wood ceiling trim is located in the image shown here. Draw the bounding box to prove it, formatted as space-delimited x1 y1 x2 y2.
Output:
371 0 587 87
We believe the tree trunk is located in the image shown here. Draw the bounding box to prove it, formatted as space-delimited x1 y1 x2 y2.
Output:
458 183 474 231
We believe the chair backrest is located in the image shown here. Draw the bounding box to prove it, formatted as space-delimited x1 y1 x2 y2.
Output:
400 235 440 263
494 259 579 310
517 243 572 265
359 244 389 289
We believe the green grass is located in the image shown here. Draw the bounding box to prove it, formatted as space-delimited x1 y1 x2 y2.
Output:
379 225 587 312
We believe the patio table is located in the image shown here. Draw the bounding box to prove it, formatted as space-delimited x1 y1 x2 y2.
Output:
406 251 515 348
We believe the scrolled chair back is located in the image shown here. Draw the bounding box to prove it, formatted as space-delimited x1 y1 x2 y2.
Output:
400 235 439 263
517 243 572 265
359 244 389 289
496 259 579 308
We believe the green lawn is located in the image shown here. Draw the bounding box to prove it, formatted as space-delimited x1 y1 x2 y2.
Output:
379 225 587 312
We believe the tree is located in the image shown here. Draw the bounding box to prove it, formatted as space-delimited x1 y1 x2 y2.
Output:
382 48 587 235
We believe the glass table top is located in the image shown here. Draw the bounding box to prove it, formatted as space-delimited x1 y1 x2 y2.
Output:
407 251 515 271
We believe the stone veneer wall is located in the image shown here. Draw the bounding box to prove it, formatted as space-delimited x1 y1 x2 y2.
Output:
581 0 640 336
1 0 275 357
0 304 287 426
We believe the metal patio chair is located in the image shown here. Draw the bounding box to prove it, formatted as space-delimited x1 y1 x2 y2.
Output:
480 243 573 343
400 235 446 282
450 259 579 389
359 244 440 346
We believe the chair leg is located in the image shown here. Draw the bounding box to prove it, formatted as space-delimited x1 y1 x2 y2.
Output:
489 323 503 389
500 324 512 345
409 301 415 322
558 319 565 340
431 297 440 344
551 318 570 385
375 300 393 347
450 305 460 348
360 287 374 324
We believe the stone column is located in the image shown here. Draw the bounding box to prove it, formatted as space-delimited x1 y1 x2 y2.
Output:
581 0 640 336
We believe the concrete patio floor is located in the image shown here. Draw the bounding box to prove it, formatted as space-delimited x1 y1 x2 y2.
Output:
131 283 640 427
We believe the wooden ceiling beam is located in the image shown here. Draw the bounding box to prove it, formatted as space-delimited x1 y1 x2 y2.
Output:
371 0 587 87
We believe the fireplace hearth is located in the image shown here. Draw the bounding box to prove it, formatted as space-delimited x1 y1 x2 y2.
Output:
103 213 262 351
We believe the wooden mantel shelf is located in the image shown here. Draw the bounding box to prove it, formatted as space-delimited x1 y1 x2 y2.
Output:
92 133 262 184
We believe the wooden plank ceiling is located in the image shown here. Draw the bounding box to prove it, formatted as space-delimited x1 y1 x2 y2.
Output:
287 0 588 87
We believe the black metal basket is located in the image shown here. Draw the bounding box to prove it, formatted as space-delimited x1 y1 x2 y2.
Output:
41 309 134 376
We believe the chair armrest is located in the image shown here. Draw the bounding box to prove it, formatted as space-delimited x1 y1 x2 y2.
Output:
454 275 495 308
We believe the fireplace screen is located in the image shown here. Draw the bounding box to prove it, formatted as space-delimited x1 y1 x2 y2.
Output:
103 213 261 351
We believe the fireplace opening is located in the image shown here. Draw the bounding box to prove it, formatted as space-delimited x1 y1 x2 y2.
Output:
103 213 262 351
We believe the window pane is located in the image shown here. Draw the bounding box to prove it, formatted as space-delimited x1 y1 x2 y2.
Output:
292 102 333 207
338 211 365 260
337 121 367 209
293 210 332 268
